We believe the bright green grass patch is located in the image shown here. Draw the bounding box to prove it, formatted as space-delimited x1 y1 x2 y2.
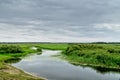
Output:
34 43 68 50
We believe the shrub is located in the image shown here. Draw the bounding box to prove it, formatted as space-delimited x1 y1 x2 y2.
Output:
37 47 42 52
0 45 23 54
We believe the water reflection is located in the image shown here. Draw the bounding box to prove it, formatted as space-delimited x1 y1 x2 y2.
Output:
5 57 21 63
36 52 42 55
74 64 120 74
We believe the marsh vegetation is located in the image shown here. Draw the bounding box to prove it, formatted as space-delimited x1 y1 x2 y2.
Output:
63 44 120 69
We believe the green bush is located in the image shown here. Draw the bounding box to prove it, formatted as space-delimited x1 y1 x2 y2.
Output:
37 47 42 52
0 45 23 54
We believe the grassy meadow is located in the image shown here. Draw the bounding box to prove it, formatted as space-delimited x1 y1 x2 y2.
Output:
34 43 68 50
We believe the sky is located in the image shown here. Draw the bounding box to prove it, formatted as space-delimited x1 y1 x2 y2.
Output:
0 0 120 42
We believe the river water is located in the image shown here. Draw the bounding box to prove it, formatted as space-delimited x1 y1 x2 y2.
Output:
12 50 120 80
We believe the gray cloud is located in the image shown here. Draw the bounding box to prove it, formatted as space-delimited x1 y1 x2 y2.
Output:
0 0 120 42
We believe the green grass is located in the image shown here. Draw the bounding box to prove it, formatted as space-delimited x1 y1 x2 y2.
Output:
34 43 68 50
62 44 120 69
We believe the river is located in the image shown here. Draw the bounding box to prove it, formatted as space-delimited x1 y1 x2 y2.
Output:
12 50 120 80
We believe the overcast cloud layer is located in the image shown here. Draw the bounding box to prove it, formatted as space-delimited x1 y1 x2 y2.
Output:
0 0 120 42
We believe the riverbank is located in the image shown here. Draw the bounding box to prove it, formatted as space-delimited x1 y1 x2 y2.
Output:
62 54 120 72
62 44 120 70
0 44 44 80
0 64 44 80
